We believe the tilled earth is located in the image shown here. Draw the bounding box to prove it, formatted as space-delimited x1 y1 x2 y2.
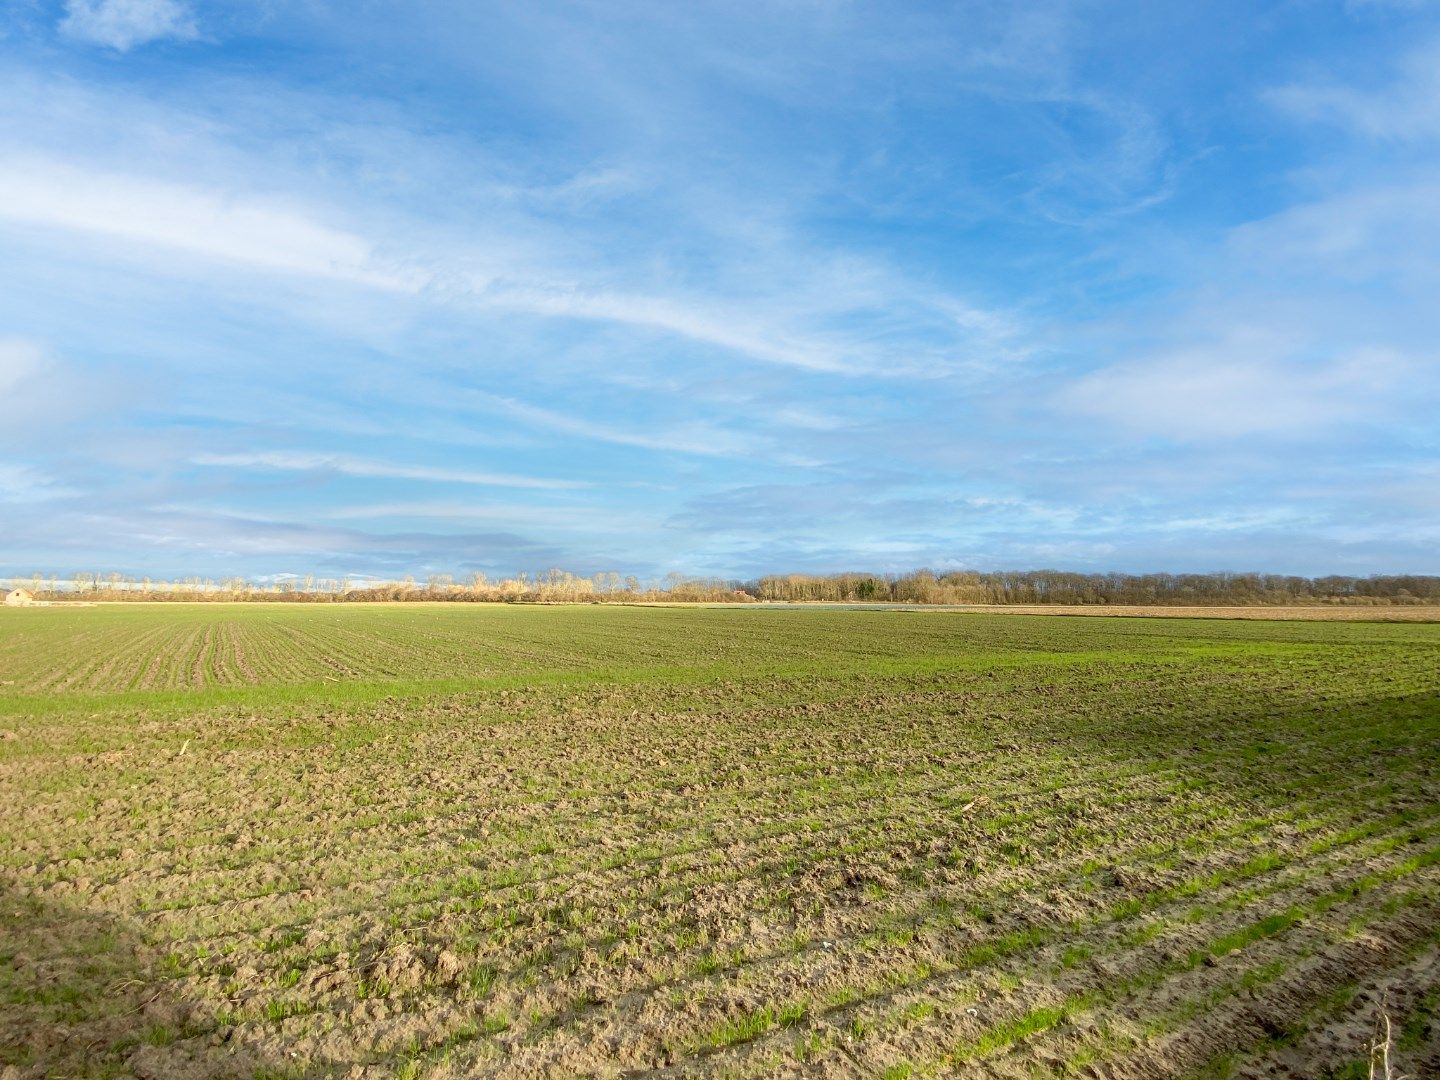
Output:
1 605 1438 1078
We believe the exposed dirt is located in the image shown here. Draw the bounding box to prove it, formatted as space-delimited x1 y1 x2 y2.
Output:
1 607 1438 1077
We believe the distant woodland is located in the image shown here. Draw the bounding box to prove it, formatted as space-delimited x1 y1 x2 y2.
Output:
7 569 1440 606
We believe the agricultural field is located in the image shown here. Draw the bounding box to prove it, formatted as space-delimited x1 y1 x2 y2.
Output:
2 604 1439 1079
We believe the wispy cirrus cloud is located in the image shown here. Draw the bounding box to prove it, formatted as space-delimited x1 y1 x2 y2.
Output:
1057 340 1420 440
1267 36 1440 142
0 156 411 288
2 1 1438 579
322 500 662 533
0 149 1008 378
471 395 761 457
484 285 857 374
60 0 198 51
0 464 78 504
191 452 589 490
0 338 47 395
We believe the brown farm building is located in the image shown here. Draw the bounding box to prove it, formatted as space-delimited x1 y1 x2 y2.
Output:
4 588 35 606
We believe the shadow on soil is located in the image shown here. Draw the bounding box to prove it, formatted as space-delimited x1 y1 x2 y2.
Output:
0 878 283 1080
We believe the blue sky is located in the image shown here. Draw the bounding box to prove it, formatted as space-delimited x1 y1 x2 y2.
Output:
1 0 1438 581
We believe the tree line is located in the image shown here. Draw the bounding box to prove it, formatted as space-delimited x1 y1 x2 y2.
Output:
750 570 1440 605
4 569 749 604
5 568 1439 605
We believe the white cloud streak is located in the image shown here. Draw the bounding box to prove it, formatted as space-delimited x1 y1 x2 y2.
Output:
322 501 660 532
1267 38 1440 142
0 118 1020 379
0 339 48 396
484 285 855 373
474 395 759 457
60 0 198 51
0 464 78 503
1058 340 1416 440
192 451 588 490
0 156 413 288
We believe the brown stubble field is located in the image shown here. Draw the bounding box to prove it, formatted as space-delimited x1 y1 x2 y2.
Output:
1 603 1439 1078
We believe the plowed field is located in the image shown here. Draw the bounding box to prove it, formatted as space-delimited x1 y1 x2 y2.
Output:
2 604 1438 1078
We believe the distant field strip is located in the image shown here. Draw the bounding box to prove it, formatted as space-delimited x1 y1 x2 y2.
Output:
1 603 1431 699
1 605 1438 1077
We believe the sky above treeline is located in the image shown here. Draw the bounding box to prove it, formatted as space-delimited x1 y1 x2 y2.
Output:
2 0 1438 581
